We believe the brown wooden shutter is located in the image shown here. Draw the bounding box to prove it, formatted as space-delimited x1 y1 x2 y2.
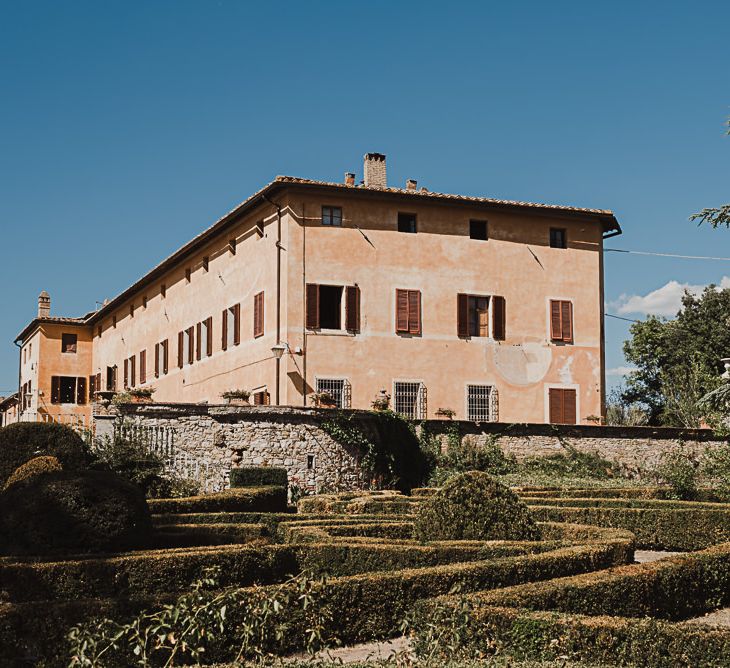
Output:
187 326 195 364
206 317 213 356
124 358 129 387
408 290 421 335
51 376 60 404
130 356 136 387
550 300 562 340
77 376 86 405
345 286 360 332
196 322 202 361
457 293 469 337
233 304 241 345
162 340 169 375
492 296 506 341
96 373 101 396
222 309 228 351
89 374 96 400
563 388 577 424
155 343 160 378
254 292 264 338
396 289 409 333
306 284 320 329
549 388 563 423
561 301 573 342
139 350 146 384
178 331 184 368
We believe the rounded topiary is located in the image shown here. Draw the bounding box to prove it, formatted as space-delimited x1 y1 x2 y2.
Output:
0 470 152 555
3 455 62 491
413 471 542 542
0 422 91 486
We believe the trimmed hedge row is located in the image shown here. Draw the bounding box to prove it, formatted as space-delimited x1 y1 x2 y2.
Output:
229 466 288 488
519 487 724 501
147 485 287 514
150 523 268 548
297 491 418 515
411 543 730 668
523 497 730 510
530 505 730 550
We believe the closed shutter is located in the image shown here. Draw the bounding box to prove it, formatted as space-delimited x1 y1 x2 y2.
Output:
162 340 169 375
221 309 228 351
457 293 469 337
187 327 194 364
130 356 136 387
492 296 506 341
95 373 101 396
89 374 96 400
550 300 562 340
206 317 213 356
306 283 320 329
345 285 360 332
178 331 184 368
395 289 409 333
548 388 563 423
77 376 87 405
408 290 421 335
139 350 146 384
155 343 160 378
51 376 60 404
124 358 129 387
254 292 264 338
561 301 573 343
196 322 202 361
563 389 577 424
233 304 241 345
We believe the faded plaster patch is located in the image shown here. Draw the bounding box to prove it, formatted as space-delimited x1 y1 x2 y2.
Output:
492 341 552 386
558 356 574 384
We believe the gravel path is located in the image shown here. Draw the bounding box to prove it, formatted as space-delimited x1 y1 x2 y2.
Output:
684 608 730 627
634 550 683 563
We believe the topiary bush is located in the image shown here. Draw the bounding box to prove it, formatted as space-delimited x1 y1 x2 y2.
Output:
3 455 62 491
0 469 152 556
0 422 91 486
414 471 542 542
229 466 288 488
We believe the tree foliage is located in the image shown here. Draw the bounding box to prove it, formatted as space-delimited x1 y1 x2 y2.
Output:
690 118 729 228
622 286 729 425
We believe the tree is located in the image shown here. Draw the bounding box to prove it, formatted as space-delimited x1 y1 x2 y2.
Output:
622 286 730 425
690 119 729 228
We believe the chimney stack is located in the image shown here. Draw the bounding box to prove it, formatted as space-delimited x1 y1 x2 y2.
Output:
406 179 417 191
363 153 386 188
344 172 356 186
38 290 50 318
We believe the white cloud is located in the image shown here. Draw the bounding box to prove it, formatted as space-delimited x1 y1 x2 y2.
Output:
606 366 638 377
610 276 730 317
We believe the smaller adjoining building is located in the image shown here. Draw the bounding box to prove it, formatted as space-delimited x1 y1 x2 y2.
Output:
0 393 19 427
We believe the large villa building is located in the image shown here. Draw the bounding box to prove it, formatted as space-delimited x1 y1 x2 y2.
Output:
10 153 621 427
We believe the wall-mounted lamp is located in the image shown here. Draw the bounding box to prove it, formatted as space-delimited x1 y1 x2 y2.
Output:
271 342 303 360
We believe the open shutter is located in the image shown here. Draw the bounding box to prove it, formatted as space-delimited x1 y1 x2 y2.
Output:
130 356 136 387
254 292 264 338
563 389 577 424
233 304 241 345
140 350 146 384
77 376 87 405
548 388 563 424
196 322 202 361
222 309 228 351
89 374 96 401
550 300 562 340
51 376 60 404
561 301 573 342
395 289 409 333
306 284 320 329
457 293 469 338
408 290 421 335
492 296 506 341
206 317 213 356
163 340 169 375
187 327 195 364
345 285 360 332
178 331 184 368
124 358 129 387
155 343 160 378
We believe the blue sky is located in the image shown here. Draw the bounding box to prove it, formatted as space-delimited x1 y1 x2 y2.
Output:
1 1 728 396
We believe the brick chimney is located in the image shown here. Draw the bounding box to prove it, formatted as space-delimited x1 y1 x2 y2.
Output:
363 153 386 188
38 290 50 318
406 179 417 191
344 172 356 186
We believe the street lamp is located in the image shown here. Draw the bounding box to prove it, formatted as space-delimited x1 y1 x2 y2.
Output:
271 343 288 360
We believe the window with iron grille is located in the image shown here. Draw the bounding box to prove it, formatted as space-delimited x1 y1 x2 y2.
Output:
322 206 342 226
394 381 427 420
467 384 497 422
315 378 351 409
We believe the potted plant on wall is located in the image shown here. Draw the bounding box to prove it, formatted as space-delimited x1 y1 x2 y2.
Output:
221 389 251 406
371 390 391 411
312 391 337 408
435 408 456 420
129 387 155 404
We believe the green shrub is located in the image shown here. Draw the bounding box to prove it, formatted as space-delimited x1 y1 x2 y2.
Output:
229 466 288 488
147 485 287 514
2 455 62 491
429 434 518 485
656 448 700 500
0 470 152 556
414 472 541 542
0 422 91 486
520 445 621 479
702 444 730 500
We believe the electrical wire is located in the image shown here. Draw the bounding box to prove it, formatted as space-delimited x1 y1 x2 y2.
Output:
605 248 730 262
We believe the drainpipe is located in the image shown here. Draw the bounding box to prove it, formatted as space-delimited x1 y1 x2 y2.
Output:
14 338 22 422
263 194 283 405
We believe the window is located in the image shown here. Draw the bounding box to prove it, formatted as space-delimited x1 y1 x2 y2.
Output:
155 339 169 377
395 289 421 335
254 292 264 338
229 238 237 255
470 220 488 240
550 228 567 249
307 455 315 470
143 295 148 309
124 355 136 387
315 378 351 409
222 304 240 350
197 317 212 359
161 284 167 299
130 304 135 317
306 284 360 332
467 385 497 421
457 295 489 337
549 388 577 424
550 300 573 343
397 213 417 233
51 376 86 405
97 326 102 338
106 365 117 391
322 206 342 226
253 389 270 405
203 256 209 272
394 381 426 419
89 373 100 401
139 350 147 384
61 333 78 353
185 267 191 283
113 315 117 328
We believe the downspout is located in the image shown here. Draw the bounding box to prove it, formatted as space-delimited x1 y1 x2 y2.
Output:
302 201 307 406
263 194 283 405
14 339 22 422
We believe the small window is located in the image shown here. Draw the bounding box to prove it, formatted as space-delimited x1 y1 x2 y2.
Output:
229 238 237 255
185 267 191 283
106 366 117 391
143 295 147 309
322 206 342 226
549 388 577 424
255 222 264 237
397 213 417 233
130 304 135 317
203 256 209 272
550 228 567 249
112 315 117 328
470 220 488 240
315 378 351 409
394 381 426 419
550 300 573 343
161 284 167 299
61 333 78 354
468 296 489 337
307 455 315 470
467 385 495 421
